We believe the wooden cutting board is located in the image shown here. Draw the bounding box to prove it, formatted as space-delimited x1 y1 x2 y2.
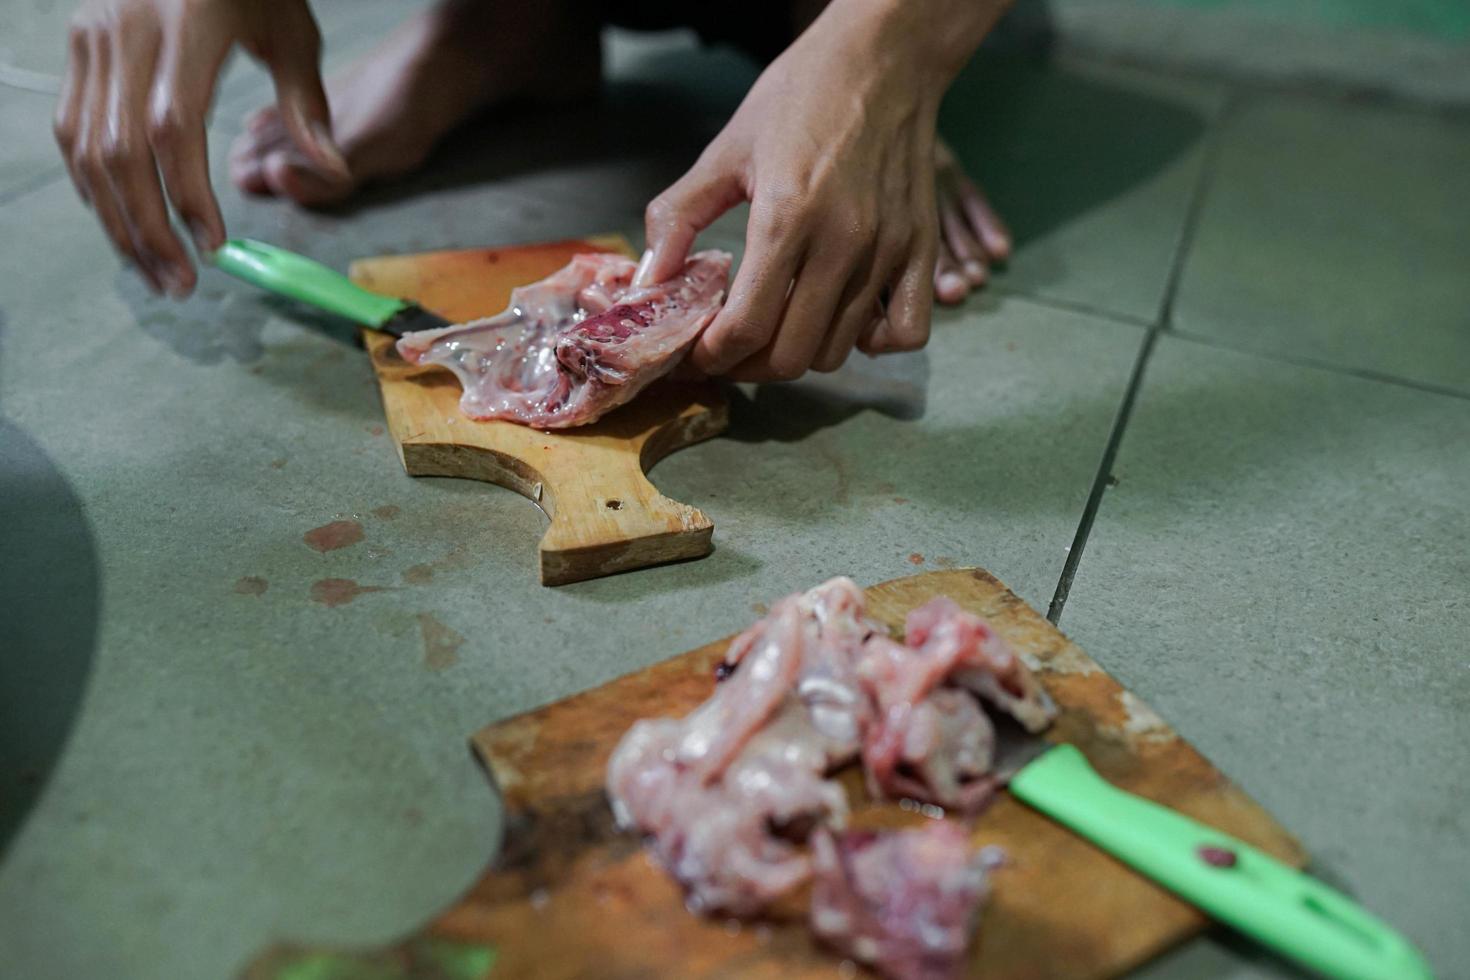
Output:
349 236 727 587
243 568 1306 980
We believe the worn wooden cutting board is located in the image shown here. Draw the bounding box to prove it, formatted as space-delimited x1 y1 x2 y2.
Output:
349 236 726 586
244 568 1306 980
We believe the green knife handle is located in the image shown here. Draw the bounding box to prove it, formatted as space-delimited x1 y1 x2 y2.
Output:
1009 744 1433 980
210 238 406 327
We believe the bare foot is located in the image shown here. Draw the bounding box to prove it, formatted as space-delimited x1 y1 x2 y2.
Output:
229 0 600 206
933 138 1011 305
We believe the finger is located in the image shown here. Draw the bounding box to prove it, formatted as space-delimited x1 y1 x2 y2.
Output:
638 154 745 286
106 27 195 296
75 31 159 290
850 240 905 357
939 198 988 286
150 24 232 254
856 310 888 353
955 171 1011 262
933 240 968 306
727 251 852 382
866 227 936 355
812 271 883 373
868 161 938 354
54 21 90 202
689 196 804 375
258 6 348 179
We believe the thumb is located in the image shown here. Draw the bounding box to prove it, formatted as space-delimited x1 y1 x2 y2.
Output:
636 158 744 286
262 16 348 179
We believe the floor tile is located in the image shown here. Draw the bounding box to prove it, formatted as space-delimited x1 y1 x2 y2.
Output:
0 116 1142 980
1061 335 1470 975
0 0 71 77
942 52 1226 323
0 85 62 200
1174 93 1470 394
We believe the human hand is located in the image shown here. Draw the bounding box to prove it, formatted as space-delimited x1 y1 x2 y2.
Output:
638 0 1004 380
53 0 347 296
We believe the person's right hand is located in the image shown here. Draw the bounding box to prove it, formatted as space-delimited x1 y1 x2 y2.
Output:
53 0 348 296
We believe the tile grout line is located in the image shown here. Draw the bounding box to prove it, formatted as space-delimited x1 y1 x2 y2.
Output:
1044 89 1238 625
1168 327 1470 403
1044 327 1158 624
987 285 1156 331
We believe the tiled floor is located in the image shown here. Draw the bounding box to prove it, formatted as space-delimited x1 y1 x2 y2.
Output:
942 52 1228 323
1 7 1467 980
0 86 64 201
1174 93 1470 394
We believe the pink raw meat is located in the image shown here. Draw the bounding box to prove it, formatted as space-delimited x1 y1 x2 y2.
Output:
605 601 846 914
859 598 1056 812
810 823 989 980
906 597 1057 733
395 250 731 428
606 578 1057 977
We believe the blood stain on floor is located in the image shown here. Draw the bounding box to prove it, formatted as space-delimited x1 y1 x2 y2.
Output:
304 520 364 552
309 578 386 607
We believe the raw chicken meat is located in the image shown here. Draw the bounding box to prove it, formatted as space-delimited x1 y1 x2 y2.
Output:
907 597 1056 733
395 250 731 428
606 702 846 915
606 577 1056 979
860 598 1057 811
810 824 989 980
718 576 882 762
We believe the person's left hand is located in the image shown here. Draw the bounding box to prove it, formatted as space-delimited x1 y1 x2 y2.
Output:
636 2 960 380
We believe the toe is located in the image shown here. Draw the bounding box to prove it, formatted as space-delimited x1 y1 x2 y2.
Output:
933 242 969 305
230 155 269 196
263 150 356 208
244 105 285 138
939 194 989 287
228 131 273 195
229 114 298 196
957 178 1012 263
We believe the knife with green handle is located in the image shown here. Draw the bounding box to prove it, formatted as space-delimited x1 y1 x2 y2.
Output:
1004 742 1433 980
209 238 452 337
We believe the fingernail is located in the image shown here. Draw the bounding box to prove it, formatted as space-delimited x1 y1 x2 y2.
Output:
308 121 349 176
963 261 986 282
188 220 221 258
160 265 191 299
633 249 655 287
